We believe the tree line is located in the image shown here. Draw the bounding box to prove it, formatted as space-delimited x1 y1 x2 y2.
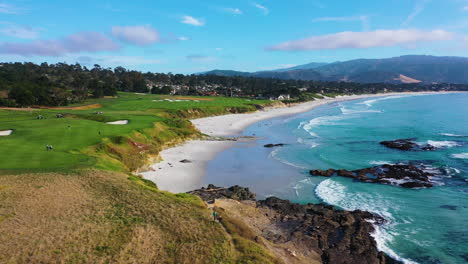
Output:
0 62 466 107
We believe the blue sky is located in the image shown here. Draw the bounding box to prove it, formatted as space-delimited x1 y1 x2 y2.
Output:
0 0 467 73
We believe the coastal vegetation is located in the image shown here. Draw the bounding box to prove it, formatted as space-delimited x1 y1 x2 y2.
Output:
0 92 270 172
1 62 466 108
0 91 289 263
1 63 464 263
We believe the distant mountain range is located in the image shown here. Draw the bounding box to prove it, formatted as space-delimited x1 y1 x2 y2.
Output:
201 55 468 84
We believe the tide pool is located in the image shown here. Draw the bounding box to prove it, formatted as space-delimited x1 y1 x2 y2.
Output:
204 92 468 264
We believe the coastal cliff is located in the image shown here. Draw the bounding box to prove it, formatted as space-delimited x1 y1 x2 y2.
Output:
189 185 401 264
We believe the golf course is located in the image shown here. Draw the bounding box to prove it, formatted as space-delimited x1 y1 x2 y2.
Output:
0 92 270 172
0 92 290 263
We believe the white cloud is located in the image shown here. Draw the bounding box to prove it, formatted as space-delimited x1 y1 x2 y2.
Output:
462 6 468 11
253 3 269 15
0 24 40 39
266 29 454 51
0 32 120 56
401 0 430 27
215 48 223 51
111 25 160 46
224 8 242 15
181 16 205 26
178 36 189 41
313 15 370 31
0 3 20 14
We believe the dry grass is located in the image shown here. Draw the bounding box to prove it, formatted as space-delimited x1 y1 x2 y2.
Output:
0 107 36 111
214 199 321 264
0 171 234 263
213 202 284 264
45 103 103 110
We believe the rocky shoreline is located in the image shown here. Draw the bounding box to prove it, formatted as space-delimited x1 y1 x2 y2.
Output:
189 185 402 264
310 164 435 188
380 138 436 151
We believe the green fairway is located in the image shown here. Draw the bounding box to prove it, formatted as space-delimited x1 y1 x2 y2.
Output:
0 92 269 172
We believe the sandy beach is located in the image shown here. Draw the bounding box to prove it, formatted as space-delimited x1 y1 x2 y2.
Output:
140 92 445 193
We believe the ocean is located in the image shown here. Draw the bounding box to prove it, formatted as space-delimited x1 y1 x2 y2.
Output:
203 92 468 264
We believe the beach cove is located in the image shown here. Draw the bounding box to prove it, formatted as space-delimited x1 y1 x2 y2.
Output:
140 92 450 193
141 91 467 264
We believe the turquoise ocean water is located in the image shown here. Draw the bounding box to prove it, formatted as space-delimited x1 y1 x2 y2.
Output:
204 93 468 264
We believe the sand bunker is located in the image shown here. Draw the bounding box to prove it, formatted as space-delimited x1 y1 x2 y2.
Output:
153 99 200 103
173 96 213 101
106 120 128 125
0 130 13 136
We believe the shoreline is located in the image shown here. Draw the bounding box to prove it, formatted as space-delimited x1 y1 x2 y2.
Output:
140 91 454 193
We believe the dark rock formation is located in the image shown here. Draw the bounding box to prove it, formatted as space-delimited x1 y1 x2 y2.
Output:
380 139 436 151
264 143 285 148
179 159 192 163
259 197 398 264
190 185 401 264
440 205 457 210
310 164 434 188
187 184 256 202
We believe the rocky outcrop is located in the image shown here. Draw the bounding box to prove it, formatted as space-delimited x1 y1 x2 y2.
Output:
190 185 401 264
259 197 398 264
264 143 285 148
310 164 434 188
380 139 436 151
187 184 256 202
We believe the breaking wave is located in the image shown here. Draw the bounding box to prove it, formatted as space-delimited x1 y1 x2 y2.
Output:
315 179 419 264
299 115 347 137
357 95 414 107
427 140 460 148
269 148 308 169
297 137 320 148
439 133 468 137
451 153 468 159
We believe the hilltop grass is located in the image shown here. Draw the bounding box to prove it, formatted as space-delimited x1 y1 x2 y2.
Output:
0 170 235 263
0 92 270 172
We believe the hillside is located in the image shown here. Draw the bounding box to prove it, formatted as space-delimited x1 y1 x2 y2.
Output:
203 55 468 84
0 93 284 263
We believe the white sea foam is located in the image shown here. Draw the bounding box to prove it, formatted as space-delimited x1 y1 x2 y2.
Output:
340 106 382 115
292 183 301 197
315 179 347 205
315 179 419 264
439 133 468 137
369 223 419 264
427 140 460 148
269 148 308 169
369 160 392 165
357 95 413 107
451 153 468 159
299 178 314 184
297 138 320 148
300 115 346 137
